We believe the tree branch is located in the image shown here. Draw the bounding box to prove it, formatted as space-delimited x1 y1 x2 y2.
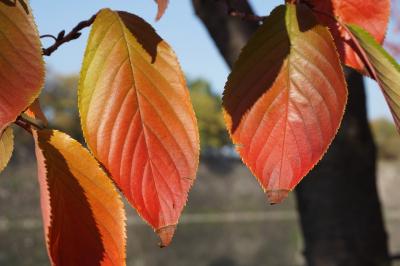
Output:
42 13 97 56
192 0 259 68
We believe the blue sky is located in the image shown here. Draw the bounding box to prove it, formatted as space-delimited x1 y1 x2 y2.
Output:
30 0 395 120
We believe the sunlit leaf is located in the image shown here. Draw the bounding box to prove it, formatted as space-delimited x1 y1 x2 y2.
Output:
78 9 199 246
25 99 48 127
304 0 390 73
347 24 400 132
0 127 13 173
154 0 168 20
0 0 44 133
34 129 126 265
223 4 347 204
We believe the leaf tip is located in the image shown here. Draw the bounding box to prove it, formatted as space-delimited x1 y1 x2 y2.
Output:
267 189 289 205
154 0 168 21
156 224 176 248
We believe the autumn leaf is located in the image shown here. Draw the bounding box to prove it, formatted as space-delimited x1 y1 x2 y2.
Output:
34 129 126 266
78 9 199 246
223 4 347 204
347 24 400 132
25 99 48 127
0 0 44 133
304 0 390 73
0 127 13 173
154 0 169 20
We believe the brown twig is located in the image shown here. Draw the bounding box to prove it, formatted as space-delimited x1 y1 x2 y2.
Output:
40 34 57 42
42 13 97 56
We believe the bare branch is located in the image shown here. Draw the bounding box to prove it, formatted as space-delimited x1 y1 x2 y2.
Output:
42 14 97 56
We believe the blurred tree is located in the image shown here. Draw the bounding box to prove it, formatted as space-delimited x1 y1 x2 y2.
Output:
40 74 229 150
189 79 230 149
40 74 82 141
192 1 389 265
371 118 400 160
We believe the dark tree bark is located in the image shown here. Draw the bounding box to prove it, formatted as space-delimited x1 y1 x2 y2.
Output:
191 0 258 68
192 1 390 265
296 68 390 266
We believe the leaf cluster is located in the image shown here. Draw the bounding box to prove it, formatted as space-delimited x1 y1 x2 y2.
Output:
0 0 399 264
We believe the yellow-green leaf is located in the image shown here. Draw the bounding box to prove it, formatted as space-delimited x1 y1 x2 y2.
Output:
347 24 400 132
78 9 199 246
0 127 13 173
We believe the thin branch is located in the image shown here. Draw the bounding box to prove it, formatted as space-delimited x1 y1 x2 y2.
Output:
42 13 97 56
40 34 57 42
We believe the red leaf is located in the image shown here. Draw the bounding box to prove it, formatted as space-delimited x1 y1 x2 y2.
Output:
34 129 126 265
223 4 347 204
305 0 390 73
0 0 44 133
154 0 169 20
78 9 199 246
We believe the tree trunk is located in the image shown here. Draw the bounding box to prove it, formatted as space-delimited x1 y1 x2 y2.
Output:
192 1 390 265
295 68 390 266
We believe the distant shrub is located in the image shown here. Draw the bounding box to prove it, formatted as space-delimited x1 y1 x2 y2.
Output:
371 119 400 160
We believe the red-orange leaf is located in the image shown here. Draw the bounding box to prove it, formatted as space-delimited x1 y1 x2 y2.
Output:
223 4 347 204
305 0 390 73
154 0 169 20
0 0 44 133
34 129 126 265
78 9 199 246
25 99 48 127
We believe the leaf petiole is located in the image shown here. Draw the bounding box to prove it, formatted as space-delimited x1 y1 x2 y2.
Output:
16 113 46 131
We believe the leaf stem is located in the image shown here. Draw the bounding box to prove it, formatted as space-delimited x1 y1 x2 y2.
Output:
15 113 46 133
42 13 97 56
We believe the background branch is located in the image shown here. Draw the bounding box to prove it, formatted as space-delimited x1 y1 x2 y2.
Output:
42 14 97 56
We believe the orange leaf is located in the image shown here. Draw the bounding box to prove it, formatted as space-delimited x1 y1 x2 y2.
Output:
25 99 48 127
154 0 169 20
223 4 347 204
34 129 126 265
305 0 390 73
0 0 44 133
0 127 13 173
78 9 199 246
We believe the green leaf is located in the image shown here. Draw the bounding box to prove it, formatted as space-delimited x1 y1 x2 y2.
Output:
347 24 400 131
